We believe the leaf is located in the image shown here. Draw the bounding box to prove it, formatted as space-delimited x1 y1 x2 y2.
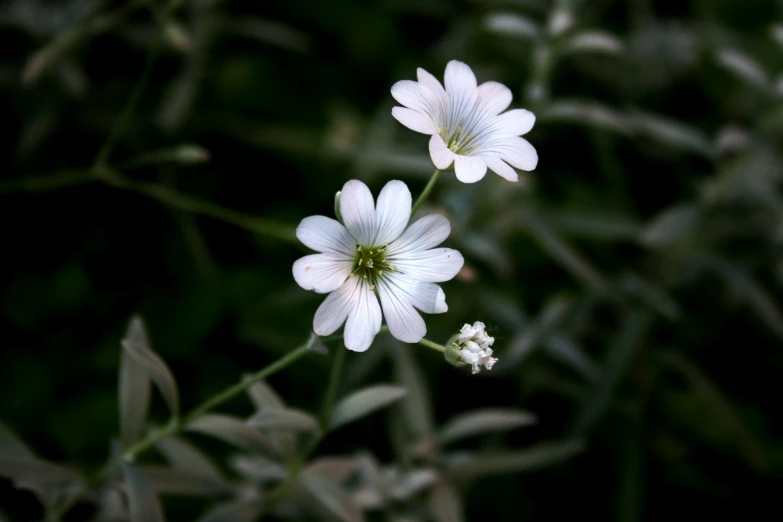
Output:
247 380 285 410
428 481 463 522
122 315 179 417
448 439 585 480
156 436 225 483
231 455 287 481
438 409 537 445
0 457 82 487
545 336 601 382
700 256 783 341
575 310 651 434
141 466 229 496
483 12 539 40
561 31 624 56
120 346 152 449
640 203 699 249
197 500 262 522
543 209 642 242
247 408 319 432
123 463 166 522
330 385 407 430
503 294 573 368
186 414 277 456
716 49 770 90
629 111 715 159
539 100 632 135
301 475 365 522
304 457 359 483
619 273 680 320
391 344 435 442
0 421 36 459
517 210 608 291
660 352 767 472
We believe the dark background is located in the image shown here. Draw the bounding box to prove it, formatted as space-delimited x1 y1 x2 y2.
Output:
2 0 783 520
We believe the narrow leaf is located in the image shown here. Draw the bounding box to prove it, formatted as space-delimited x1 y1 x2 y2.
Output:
539 100 632 135
575 310 651 434
448 439 585 480
391 344 435 441
197 500 262 522
247 408 319 432
716 49 770 90
304 457 359 483
483 12 539 40
122 315 179 416
156 436 225 482
330 385 407 430
301 475 365 522
0 421 36 459
120 347 151 449
0 457 82 486
562 31 624 56
545 336 601 383
123 463 165 522
439 409 537 445
247 380 285 411
630 111 715 158
428 481 463 522
640 203 699 249
187 414 277 456
141 466 229 496
231 455 287 481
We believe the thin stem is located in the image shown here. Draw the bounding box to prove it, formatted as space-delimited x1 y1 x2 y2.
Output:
49 340 313 520
418 337 446 353
0 170 95 196
319 346 347 429
93 0 182 168
411 169 441 216
97 167 298 243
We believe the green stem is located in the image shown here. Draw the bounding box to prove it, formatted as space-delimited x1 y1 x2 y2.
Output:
318 346 347 429
93 0 181 168
97 167 297 243
418 337 446 353
49 340 313 520
0 170 95 196
411 169 441 216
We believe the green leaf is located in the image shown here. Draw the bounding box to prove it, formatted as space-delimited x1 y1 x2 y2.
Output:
329 385 407 430
428 481 463 522
0 421 36 459
304 457 360 482
716 48 770 90
629 111 715 159
561 31 624 56
640 203 699 249
231 455 287 482
539 100 632 135
120 319 152 449
575 310 651 434
187 414 277 456
247 408 319 432
448 439 585 480
483 12 540 40
0 457 82 487
156 436 225 483
141 466 229 496
123 463 166 522
544 336 601 383
122 315 179 417
391 344 435 442
301 475 365 522
197 500 262 522
438 409 537 445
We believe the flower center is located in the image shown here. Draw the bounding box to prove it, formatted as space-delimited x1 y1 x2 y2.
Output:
438 125 476 155
351 245 395 289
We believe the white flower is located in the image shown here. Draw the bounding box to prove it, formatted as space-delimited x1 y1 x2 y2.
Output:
293 179 464 352
391 60 538 184
447 321 498 374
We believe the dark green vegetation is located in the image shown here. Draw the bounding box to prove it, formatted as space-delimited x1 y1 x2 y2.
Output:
2 0 783 520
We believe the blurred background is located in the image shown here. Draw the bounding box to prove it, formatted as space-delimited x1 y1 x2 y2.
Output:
2 0 783 520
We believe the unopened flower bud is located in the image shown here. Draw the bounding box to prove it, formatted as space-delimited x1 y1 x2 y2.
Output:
445 321 498 374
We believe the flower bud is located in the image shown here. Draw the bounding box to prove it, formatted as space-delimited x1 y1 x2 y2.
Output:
444 321 498 374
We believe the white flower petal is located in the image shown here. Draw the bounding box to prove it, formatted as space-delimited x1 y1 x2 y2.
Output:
293 254 352 294
386 214 450 256
484 156 519 182
374 180 411 246
340 180 377 246
391 80 438 114
428 134 455 169
392 107 436 135
297 216 355 256
344 281 382 352
453 155 487 183
476 81 512 115
382 272 447 314
496 109 536 136
313 277 361 336
377 278 427 343
499 136 538 171
388 247 464 283
444 60 477 100
417 67 446 100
